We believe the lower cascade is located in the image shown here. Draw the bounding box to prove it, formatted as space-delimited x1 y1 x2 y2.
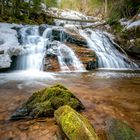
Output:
57 43 85 72
80 29 138 69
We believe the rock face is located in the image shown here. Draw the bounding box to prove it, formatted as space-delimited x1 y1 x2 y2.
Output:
67 43 98 70
51 27 87 47
105 118 140 140
118 17 140 62
43 27 97 72
11 84 84 120
54 105 100 140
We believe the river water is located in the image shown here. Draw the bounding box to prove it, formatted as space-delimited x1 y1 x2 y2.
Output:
0 70 140 139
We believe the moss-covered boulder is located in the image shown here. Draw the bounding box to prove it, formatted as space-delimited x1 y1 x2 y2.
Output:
54 105 100 140
11 84 84 120
105 118 140 140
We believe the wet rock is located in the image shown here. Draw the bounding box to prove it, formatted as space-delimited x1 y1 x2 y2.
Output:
65 29 87 47
11 26 22 33
105 118 140 140
39 24 48 36
67 43 98 70
51 28 87 47
0 39 4 45
125 46 140 60
11 84 84 120
0 50 4 54
86 60 98 70
54 105 100 140
44 57 60 72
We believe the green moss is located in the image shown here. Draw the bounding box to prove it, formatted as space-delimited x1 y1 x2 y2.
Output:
106 118 140 140
55 105 100 140
11 84 84 119
30 101 54 118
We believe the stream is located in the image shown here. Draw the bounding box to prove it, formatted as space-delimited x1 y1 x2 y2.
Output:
0 70 140 139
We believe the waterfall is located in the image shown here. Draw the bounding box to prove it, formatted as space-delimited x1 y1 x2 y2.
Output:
57 43 85 72
43 27 86 72
16 26 47 71
80 29 138 69
15 26 85 72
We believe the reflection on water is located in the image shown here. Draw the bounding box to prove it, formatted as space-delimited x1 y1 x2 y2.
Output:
0 70 140 139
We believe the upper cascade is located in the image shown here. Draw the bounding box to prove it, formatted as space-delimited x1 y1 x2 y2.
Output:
80 29 139 69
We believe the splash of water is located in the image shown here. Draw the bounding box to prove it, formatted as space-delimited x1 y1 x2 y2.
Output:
57 43 86 72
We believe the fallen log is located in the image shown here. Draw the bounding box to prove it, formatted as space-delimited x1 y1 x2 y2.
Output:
45 13 101 23
81 22 107 29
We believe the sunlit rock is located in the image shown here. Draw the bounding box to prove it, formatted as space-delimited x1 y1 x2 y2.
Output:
54 105 100 140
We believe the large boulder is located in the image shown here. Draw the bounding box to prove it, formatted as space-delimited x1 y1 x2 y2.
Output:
54 105 100 140
105 118 140 140
11 84 84 120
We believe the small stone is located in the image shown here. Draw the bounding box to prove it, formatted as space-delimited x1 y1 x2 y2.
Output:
105 118 140 140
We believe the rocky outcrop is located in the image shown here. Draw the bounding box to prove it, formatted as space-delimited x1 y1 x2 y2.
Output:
43 41 97 71
117 16 140 62
51 27 87 47
124 44 140 60
54 105 100 140
67 43 98 70
11 84 84 120
105 118 140 140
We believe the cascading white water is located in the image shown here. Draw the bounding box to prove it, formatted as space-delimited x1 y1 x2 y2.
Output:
16 26 85 72
42 28 52 39
43 27 86 72
56 43 85 72
16 26 47 70
80 29 138 69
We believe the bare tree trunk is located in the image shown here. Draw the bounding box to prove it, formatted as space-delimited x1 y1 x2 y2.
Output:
1 0 4 16
28 0 31 17
105 0 108 17
12 0 15 16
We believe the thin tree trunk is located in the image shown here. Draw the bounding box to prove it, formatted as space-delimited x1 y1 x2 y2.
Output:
1 0 4 16
28 0 31 17
105 0 108 17
12 0 15 16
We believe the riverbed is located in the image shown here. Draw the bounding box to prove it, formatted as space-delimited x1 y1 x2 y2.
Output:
0 70 140 140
